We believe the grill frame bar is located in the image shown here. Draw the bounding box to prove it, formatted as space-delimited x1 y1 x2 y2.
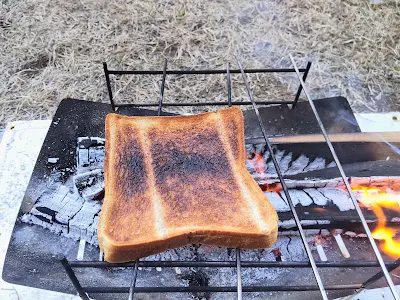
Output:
60 59 400 300
102 62 309 110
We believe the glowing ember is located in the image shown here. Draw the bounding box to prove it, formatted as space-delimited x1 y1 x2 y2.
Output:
247 152 265 175
354 186 400 258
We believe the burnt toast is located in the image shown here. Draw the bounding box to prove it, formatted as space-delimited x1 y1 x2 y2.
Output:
98 107 278 262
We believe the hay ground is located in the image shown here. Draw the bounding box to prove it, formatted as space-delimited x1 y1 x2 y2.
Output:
0 0 399 126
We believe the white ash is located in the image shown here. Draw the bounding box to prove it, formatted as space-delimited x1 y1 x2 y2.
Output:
279 189 315 207
47 157 59 164
21 184 101 245
74 169 104 200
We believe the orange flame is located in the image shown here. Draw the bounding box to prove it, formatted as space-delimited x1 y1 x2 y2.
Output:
354 186 400 258
247 152 265 175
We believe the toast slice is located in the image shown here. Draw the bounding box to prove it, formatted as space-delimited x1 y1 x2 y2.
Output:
98 107 278 262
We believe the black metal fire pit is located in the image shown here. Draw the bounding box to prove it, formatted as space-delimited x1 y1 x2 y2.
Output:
2 58 399 300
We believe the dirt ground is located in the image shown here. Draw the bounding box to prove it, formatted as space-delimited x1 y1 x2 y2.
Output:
0 0 399 126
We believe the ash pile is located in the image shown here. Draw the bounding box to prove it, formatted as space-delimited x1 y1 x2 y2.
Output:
21 137 105 245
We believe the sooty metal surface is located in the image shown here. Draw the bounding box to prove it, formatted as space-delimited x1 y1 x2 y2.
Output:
3 97 391 300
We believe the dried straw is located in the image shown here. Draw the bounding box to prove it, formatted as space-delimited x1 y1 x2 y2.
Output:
0 0 399 126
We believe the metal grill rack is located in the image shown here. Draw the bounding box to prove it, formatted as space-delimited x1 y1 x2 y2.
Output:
60 57 400 300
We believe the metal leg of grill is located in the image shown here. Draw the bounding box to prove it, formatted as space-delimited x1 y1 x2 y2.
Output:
236 56 329 300
226 63 232 107
236 249 243 300
292 61 311 109
60 258 90 300
157 59 168 116
289 54 400 300
128 260 139 300
103 62 116 111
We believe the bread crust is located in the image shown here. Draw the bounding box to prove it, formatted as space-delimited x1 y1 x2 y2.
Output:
98 107 278 263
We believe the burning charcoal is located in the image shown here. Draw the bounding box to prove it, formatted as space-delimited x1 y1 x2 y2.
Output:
74 169 104 200
304 157 326 172
315 235 328 261
303 188 328 206
245 144 255 159
285 155 310 175
317 188 355 211
272 248 286 261
289 190 313 206
280 190 299 206
279 152 292 174
264 192 290 212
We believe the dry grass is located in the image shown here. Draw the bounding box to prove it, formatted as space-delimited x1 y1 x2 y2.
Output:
0 0 399 126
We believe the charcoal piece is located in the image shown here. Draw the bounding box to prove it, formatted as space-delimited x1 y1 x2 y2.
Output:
265 192 289 212
76 137 105 173
77 149 89 167
74 169 104 200
304 157 326 172
289 189 313 206
327 161 337 168
279 152 292 174
317 188 355 211
285 155 310 175
55 193 84 224
303 188 329 206
68 200 102 244
254 143 265 153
